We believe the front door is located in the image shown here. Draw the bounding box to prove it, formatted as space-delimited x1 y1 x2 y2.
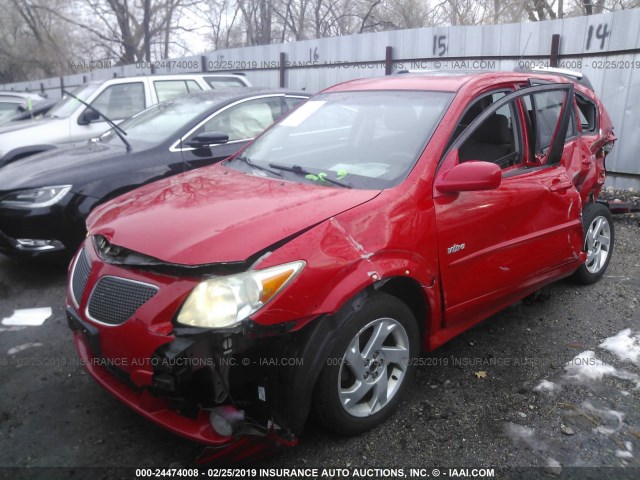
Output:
434 83 583 327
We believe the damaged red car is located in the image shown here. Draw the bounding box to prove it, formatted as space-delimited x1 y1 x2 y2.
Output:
67 69 616 460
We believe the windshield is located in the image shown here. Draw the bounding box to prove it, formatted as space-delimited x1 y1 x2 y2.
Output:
46 83 101 118
233 90 453 189
99 96 219 147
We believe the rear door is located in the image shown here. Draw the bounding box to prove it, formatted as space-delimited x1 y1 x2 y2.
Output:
434 83 584 327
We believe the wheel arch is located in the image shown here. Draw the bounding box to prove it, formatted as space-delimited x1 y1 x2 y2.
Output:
372 275 430 340
271 274 433 435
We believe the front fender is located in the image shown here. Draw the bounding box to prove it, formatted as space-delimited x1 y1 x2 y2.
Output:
253 212 441 335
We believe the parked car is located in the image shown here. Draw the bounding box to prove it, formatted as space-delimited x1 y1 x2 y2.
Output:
0 91 51 124
0 89 308 258
66 70 615 461
6 98 59 122
0 73 251 166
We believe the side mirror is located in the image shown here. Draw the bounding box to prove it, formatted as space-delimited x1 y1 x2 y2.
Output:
78 109 100 125
436 159 502 193
186 131 229 149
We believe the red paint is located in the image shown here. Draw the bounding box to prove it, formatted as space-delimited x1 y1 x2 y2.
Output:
72 331 231 445
68 71 615 459
87 166 380 265
435 156 502 192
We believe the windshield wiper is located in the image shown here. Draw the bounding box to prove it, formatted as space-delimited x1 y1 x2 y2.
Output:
268 163 351 188
62 89 131 153
234 156 282 177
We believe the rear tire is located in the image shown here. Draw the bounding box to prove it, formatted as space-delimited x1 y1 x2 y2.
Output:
572 202 614 285
312 292 419 435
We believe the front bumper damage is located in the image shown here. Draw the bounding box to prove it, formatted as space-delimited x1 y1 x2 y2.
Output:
68 309 304 460
67 249 345 462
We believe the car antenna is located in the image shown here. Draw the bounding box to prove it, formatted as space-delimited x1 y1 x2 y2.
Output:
62 89 132 153
517 33 532 70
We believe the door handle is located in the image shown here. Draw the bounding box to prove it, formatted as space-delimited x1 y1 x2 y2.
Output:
549 181 573 192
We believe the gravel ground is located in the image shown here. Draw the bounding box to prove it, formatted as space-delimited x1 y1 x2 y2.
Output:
0 210 638 480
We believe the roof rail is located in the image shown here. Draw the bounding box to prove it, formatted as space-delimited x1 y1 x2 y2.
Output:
515 66 594 90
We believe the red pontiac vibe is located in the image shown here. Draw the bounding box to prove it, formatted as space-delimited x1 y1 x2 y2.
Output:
67 70 616 461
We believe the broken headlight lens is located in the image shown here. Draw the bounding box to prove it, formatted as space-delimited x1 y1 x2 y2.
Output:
0 185 71 209
176 261 305 329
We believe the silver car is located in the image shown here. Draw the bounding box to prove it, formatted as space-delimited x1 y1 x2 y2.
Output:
0 73 251 166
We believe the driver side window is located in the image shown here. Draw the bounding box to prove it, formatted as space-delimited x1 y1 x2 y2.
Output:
458 100 520 169
90 82 145 120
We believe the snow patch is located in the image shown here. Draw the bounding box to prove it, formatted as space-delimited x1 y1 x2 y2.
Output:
504 423 547 452
545 457 562 472
563 350 640 388
0 326 27 333
7 342 43 355
2 307 52 326
594 426 616 435
616 441 635 458
615 450 633 459
534 380 560 393
564 351 616 381
582 401 625 432
599 329 640 365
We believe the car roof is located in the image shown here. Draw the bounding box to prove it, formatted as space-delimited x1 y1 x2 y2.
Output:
322 71 583 94
0 91 46 100
164 87 309 106
84 72 249 85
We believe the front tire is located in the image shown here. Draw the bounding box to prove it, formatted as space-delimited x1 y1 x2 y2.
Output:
313 292 419 435
572 202 614 284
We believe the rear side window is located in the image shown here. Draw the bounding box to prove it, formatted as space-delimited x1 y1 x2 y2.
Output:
521 91 566 153
204 76 245 88
90 82 145 120
576 95 598 133
154 80 202 102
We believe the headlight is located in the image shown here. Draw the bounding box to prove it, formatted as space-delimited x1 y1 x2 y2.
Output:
177 261 305 329
0 185 71 208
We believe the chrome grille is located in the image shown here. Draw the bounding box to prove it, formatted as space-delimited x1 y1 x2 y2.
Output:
87 276 158 325
71 249 91 306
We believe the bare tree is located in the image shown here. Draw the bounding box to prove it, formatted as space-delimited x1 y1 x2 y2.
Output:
237 0 274 45
0 0 78 81
33 0 195 64
202 0 244 49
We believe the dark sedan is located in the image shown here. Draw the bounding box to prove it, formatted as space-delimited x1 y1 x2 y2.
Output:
0 89 309 259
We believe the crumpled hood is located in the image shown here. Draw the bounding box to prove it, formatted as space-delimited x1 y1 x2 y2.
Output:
87 164 381 265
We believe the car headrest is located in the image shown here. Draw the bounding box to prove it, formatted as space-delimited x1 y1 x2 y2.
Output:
471 114 511 144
